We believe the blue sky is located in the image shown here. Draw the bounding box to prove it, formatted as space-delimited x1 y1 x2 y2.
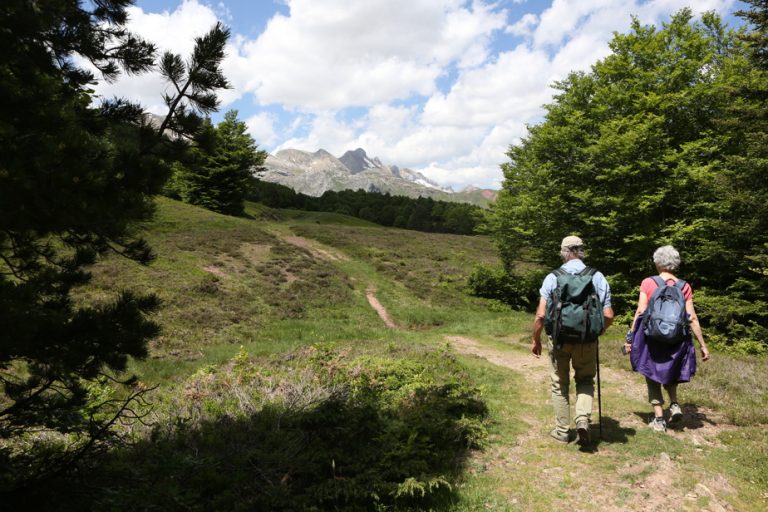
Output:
94 0 747 190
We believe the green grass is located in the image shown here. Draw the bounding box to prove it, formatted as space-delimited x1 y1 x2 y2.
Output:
597 329 768 427
12 196 767 511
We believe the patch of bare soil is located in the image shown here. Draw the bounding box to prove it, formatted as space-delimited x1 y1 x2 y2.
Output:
283 236 348 262
239 242 272 264
445 335 737 512
366 285 397 329
202 265 226 278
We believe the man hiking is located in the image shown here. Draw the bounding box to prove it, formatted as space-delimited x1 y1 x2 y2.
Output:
531 236 614 446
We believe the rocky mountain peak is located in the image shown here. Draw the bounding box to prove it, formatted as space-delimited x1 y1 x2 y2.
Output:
258 146 496 206
339 148 383 174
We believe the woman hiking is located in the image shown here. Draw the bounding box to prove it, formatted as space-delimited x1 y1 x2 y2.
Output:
624 245 710 432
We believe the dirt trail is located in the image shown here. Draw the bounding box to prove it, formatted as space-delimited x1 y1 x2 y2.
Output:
445 335 737 512
283 235 348 262
366 285 397 328
446 335 732 443
274 225 742 510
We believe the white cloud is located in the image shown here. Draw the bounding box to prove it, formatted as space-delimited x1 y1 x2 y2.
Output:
507 13 538 37
418 163 503 190
275 111 358 155
245 112 279 147
422 45 554 128
83 0 742 191
241 0 507 109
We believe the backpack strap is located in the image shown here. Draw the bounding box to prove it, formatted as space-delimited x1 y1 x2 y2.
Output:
552 268 567 277
579 267 597 342
673 279 687 292
651 275 666 288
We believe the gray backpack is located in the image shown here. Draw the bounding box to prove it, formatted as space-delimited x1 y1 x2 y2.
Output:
643 276 688 344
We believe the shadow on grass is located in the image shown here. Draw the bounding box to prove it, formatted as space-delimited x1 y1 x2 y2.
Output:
631 402 716 432
675 403 719 430
580 416 637 453
9 386 486 512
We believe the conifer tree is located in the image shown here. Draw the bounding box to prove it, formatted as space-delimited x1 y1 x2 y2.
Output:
170 110 267 216
0 0 231 486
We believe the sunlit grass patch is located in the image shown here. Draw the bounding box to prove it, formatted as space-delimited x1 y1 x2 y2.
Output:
290 221 499 307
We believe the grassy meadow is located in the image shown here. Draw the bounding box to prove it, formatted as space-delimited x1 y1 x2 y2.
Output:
23 197 768 511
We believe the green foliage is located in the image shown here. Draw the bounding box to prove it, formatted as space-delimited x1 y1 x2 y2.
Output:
0 0 231 489
250 180 484 235
156 22 231 137
167 111 268 215
467 264 547 311
737 0 768 70
289 221 499 313
490 9 768 348
22 346 488 511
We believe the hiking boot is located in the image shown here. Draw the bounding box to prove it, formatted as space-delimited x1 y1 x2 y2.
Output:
549 429 570 443
669 402 683 424
648 416 666 432
576 419 591 446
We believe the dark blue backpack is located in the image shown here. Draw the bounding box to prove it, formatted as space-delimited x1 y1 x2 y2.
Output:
643 276 688 344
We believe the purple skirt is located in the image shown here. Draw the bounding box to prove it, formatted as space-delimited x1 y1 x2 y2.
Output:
630 316 696 384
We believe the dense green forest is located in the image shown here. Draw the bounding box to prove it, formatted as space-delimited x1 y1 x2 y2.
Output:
249 180 483 235
473 6 768 355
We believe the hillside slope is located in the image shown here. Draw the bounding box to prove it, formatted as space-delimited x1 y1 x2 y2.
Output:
22 197 768 511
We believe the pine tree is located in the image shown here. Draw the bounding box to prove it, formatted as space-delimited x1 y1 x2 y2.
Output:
0 0 231 488
171 110 267 216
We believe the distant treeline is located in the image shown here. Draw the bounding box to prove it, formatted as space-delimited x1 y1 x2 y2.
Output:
249 179 483 235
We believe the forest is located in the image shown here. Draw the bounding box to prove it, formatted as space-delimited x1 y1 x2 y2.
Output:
249 180 483 235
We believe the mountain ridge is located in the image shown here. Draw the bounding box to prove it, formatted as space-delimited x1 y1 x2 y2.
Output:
256 147 497 206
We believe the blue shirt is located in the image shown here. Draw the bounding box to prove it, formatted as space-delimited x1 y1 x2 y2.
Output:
539 259 612 309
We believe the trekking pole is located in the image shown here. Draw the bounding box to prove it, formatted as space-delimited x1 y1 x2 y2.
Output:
596 340 603 440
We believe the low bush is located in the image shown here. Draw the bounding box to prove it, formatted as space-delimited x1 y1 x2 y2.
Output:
21 345 488 511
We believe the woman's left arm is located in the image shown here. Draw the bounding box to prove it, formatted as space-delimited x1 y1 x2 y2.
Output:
686 299 710 361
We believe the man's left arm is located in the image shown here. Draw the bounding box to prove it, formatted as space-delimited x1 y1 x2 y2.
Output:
602 306 614 334
595 271 614 334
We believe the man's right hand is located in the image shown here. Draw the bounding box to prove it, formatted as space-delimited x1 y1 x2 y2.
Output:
531 338 542 358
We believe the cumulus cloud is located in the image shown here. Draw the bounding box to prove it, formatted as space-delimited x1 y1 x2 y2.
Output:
241 0 508 109
245 112 279 148
422 45 554 128
85 0 740 190
507 13 538 37
275 111 359 155
418 163 504 190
